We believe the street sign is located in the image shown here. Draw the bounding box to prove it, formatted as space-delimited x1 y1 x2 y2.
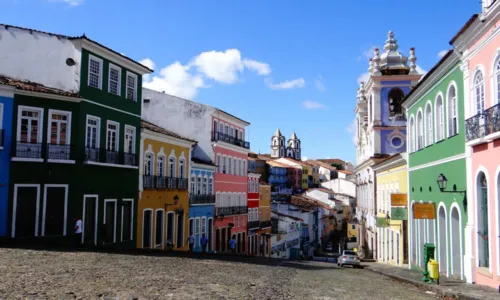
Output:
391 193 407 207
376 217 388 227
391 207 408 220
413 203 436 219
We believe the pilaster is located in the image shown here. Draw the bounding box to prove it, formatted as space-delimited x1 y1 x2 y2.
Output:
372 86 383 126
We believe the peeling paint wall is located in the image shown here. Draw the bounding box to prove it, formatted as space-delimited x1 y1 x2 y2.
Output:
0 25 81 92
142 88 216 163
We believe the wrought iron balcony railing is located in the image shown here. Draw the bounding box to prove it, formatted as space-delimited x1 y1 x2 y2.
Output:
465 113 486 142
189 194 216 205
485 102 500 136
15 142 43 159
211 131 250 149
47 144 72 160
84 147 139 166
248 220 260 229
143 175 155 189
215 206 248 216
143 176 189 190
14 142 76 161
259 220 272 228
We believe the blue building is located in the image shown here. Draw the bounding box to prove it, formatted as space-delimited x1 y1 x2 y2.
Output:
267 161 290 201
189 157 216 252
0 85 14 237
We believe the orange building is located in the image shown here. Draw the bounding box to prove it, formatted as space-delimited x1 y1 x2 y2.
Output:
256 182 272 256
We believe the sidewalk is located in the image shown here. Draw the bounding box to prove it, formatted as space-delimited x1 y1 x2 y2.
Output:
364 262 499 300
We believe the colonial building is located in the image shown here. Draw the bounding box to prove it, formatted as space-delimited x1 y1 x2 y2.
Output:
354 31 422 258
0 83 14 237
451 0 500 287
0 25 152 247
137 120 196 251
270 129 301 160
275 157 304 193
257 182 272 256
189 154 216 253
141 89 251 254
403 49 466 278
266 160 290 201
372 154 409 267
247 172 261 255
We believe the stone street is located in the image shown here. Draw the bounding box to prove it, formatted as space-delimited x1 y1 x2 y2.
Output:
0 248 437 299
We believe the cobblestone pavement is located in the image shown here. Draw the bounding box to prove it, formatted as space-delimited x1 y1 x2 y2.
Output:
0 248 437 299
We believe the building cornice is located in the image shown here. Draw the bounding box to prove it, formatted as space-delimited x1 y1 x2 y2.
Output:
0 85 15 98
191 162 215 170
142 129 196 149
213 109 250 127
452 8 499 54
15 89 82 103
372 155 407 173
213 141 250 155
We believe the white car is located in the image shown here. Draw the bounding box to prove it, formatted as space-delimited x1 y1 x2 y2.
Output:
337 250 361 268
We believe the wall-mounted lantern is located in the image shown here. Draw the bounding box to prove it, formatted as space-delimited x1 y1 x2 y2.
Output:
436 173 467 211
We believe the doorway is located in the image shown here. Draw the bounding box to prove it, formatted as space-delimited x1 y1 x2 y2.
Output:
12 184 40 238
83 195 98 245
143 209 152 248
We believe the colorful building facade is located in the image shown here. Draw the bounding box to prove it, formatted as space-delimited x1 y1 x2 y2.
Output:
403 50 466 278
189 156 216 253
372 154 409 267
137 121 195 251
258 182 272 256
452 1 500 286
0 84 14 237
247 172 261 255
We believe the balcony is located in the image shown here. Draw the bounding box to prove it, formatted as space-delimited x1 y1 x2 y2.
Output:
84 147 138 166
248 220 260 229
189 194 216 205
465 113 486 142
211 131 250 149
259 220 271 228
0 129 4 148
215 206 248 216
143 175 155 189
14 142 75 161
142 176 188 190
485 103 500 136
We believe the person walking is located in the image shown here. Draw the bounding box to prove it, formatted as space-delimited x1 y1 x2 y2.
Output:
187 232 195 253
200 234 208 255
74 217 82 248
229 235 236 253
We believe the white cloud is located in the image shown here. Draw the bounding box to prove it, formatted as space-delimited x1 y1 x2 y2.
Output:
416 65 427 76
265 78 305 90
437 50 448 58
302 100 328 110
315 75 326 92
48 0 84 6
141 49 270 98
242 59 271 75
357 47 374 61
347 118 357 146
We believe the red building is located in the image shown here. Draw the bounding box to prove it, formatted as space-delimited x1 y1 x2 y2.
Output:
212 111 250 254
247 172 261 255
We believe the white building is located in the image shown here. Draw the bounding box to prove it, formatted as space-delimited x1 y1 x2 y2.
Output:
270 211 302 259
321 178 356 198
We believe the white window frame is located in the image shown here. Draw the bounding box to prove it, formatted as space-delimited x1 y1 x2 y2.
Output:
190 174 196 194
17 105 44 144
434 95 445 142
108 63 122 96
88 54 103 89
103 199 118 243
424 103 433 146
121 198 134 241
41 184 68 237
47 109 72 146
179 158 186 178
474 70 485 114
157 154 166 177
85 115 101 149
208 176 213 194
168 155 177 177
106 120 120 152
154 208 165 248
124 125 136 154
126 71 138 101
82 194 99 245
447 83 459 137
495 57 500 105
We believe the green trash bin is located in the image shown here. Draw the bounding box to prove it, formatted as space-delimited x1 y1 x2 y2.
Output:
422 243 435 282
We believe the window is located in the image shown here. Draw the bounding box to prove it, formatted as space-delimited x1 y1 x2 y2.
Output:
217 155 221 173
48 110 71 146
104 199 117 243
474 71 485 114
223 156 227 174
86 115 100 149
195 218 200 236
168 157 176 177
126 71 138 101
157 155 165 177
18 106 43 144
203 177 207 195
388 88 404 117
243 161 246 175
228 157 232 175
435 96 444 141
155 210 164 247
208 177 213 194
179 159 185 178
106 121 119 151
197 176 202 194
124 126 135 154
447 85 458 136
425 103 433 146
236 158 240 175
144 152 154 176
190 175 196 194
88 55 103 89
108 64 121 96
496 59 500 104
416 111 423 150
122 199 133 241
201 218 206 236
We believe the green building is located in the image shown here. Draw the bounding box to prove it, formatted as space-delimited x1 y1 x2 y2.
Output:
2 25 152 248
402 50 466 279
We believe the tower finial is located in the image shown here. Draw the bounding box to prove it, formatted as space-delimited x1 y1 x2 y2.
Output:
409 47 418 75
373 48 381 75
368 58 374 74
384 30 398 52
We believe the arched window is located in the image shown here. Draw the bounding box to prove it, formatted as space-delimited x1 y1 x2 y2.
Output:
474 71 485 114
409 116 415 152
208 176 213 194
202 176 208 195
416 110 423 150
425 103 433 146
197 175 202 194
144 152 154 176
179 159 185 178
495 59 500 104
447 85 458 137
388 88 405 117
477 172 489 268
168 156 176 177
435 95 444 141
190 175 196 194
157 154 166 177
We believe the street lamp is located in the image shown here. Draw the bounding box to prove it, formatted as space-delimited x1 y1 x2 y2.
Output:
436 173 467 211
164 194 180 211
436 173 448 192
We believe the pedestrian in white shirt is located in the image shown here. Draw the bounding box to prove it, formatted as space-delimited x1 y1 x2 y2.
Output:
74 217 82 247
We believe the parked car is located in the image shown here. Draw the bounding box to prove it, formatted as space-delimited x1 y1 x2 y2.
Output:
337 250 361 268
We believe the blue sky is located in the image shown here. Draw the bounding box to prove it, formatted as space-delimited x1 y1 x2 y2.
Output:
1 0 479 163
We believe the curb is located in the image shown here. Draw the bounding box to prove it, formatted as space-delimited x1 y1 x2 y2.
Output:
365 267 482 300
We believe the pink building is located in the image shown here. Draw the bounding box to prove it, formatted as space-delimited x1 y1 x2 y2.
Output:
453 1 500 287
212 113 250 254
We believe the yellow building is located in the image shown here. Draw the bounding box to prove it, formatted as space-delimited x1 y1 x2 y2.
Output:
304 160 320 185
301 165 309 190
257 183 272 256
347 223 358 240
372 153 408 266
137 120 197 251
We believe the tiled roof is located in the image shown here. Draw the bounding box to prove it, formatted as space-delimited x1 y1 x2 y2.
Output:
141 120 197 143
256 154 272 161
266 160 289 168
291 195 332 211
0 75 80 97
338 169 353 175
306 160 337 171
271 211 303 222
0 24 153 73
191 157 216 167
259 181 270 186
449 14 479 44
317 158 346 165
